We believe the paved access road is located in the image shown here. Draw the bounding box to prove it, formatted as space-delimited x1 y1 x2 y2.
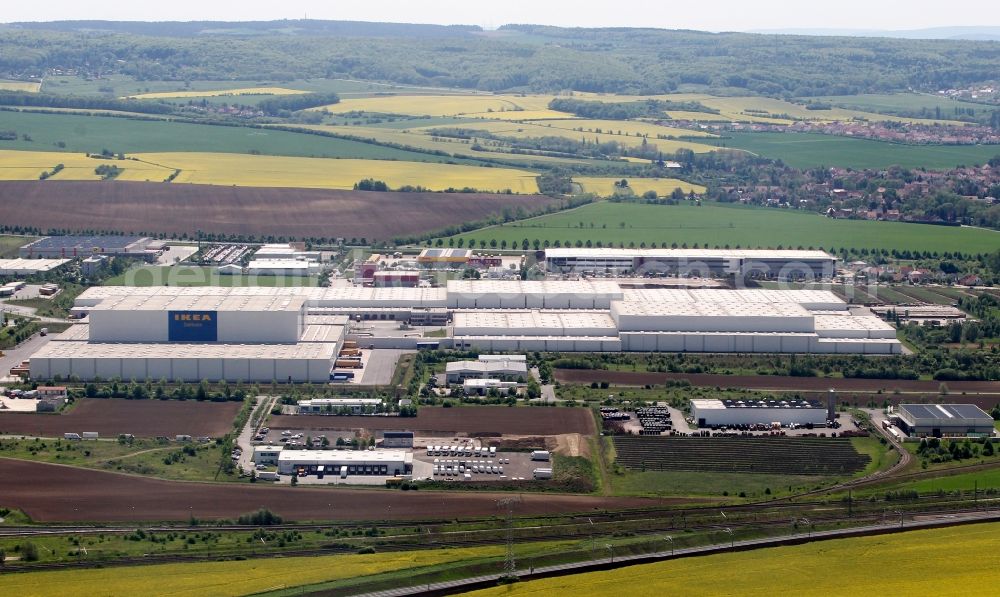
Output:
0 331 50 374
236 396 278 473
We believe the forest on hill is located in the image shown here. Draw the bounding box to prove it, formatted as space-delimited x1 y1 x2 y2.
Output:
1 20 999 96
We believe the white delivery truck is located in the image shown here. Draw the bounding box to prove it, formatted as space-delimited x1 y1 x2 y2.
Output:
533 468 553 480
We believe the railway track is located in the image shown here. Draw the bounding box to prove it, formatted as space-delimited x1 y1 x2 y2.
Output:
4 497 997 573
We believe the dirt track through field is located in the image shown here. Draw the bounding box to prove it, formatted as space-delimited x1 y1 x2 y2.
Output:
0 399 241 438
0 180 557 241
0 458 662 522
555 369 1000 395
269 406 596 436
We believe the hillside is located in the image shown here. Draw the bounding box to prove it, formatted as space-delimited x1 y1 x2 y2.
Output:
1 20 999 96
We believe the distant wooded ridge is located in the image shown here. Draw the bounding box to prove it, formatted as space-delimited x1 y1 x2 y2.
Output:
1 20 999 96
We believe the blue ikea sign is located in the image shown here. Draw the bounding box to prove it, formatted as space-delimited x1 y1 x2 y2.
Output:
168 311 218 342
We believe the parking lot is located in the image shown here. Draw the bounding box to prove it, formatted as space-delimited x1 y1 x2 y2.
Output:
412 443 549 482
252 427 356 450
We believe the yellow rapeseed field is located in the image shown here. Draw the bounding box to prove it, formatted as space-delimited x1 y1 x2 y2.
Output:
291 125 580 165
0 150 539 191
658 94 967 126
574 176 705 197
123 87 308 99
0 79 41 92
522 118 716 139
133 152 541 193
310 94 569 117
0 150 173 182
461 109 576 121
0 545 505 597
466 523 1000 597
410 120 719 153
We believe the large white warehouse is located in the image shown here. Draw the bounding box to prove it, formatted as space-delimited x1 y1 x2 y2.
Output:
31 288 343 383
53 269 901 365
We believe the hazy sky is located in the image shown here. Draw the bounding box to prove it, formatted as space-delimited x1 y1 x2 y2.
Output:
3 0 997 32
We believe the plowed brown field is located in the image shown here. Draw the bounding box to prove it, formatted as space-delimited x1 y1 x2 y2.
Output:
0 459 661 522
269 406 596 436
0 181 557 240
0 398 240 438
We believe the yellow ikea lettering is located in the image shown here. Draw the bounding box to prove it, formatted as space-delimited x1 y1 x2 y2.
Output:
173 313 212 322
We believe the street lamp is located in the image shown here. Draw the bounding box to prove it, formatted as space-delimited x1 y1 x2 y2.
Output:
800 517 811 538
664 535 674 556
723 527 734 548
894 510 904 528
605 543 614 563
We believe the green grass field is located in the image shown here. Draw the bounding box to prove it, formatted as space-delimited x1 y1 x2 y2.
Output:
890 286 958 305
103 266 319 287
607 436 891 499
883 466 1000 495
0 438 231 482
709 132 1000 169
0 110 470 163
39 75 457 99
0 235 35 258
450 201 1000 253
809 93 989 119
610 469 825 498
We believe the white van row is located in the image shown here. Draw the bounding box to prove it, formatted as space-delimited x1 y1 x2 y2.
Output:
433 458 505 477
426 444 496 458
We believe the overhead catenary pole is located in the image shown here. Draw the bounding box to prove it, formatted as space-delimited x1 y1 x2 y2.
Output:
497 496 519 579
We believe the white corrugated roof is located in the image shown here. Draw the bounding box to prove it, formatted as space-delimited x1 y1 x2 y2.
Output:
545 248 834 260
30 342 337 359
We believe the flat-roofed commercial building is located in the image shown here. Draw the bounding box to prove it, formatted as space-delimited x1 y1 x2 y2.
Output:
31 288 343 383
897 404 995 438
381 431 414 448
29 341 337 383
544 248 836 280
20 235 158 261
61 280 901 357
447 279 623 309
692 398 829 427
297 398 383 414
87 294 307 343
247 259 320 276
277 449 412 477
0 258 70 275
445 358 529 383
417 248 473 265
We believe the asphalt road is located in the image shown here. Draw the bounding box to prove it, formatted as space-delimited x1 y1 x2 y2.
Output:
236 396 277 473
360 349 411 385
0 331 50 374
